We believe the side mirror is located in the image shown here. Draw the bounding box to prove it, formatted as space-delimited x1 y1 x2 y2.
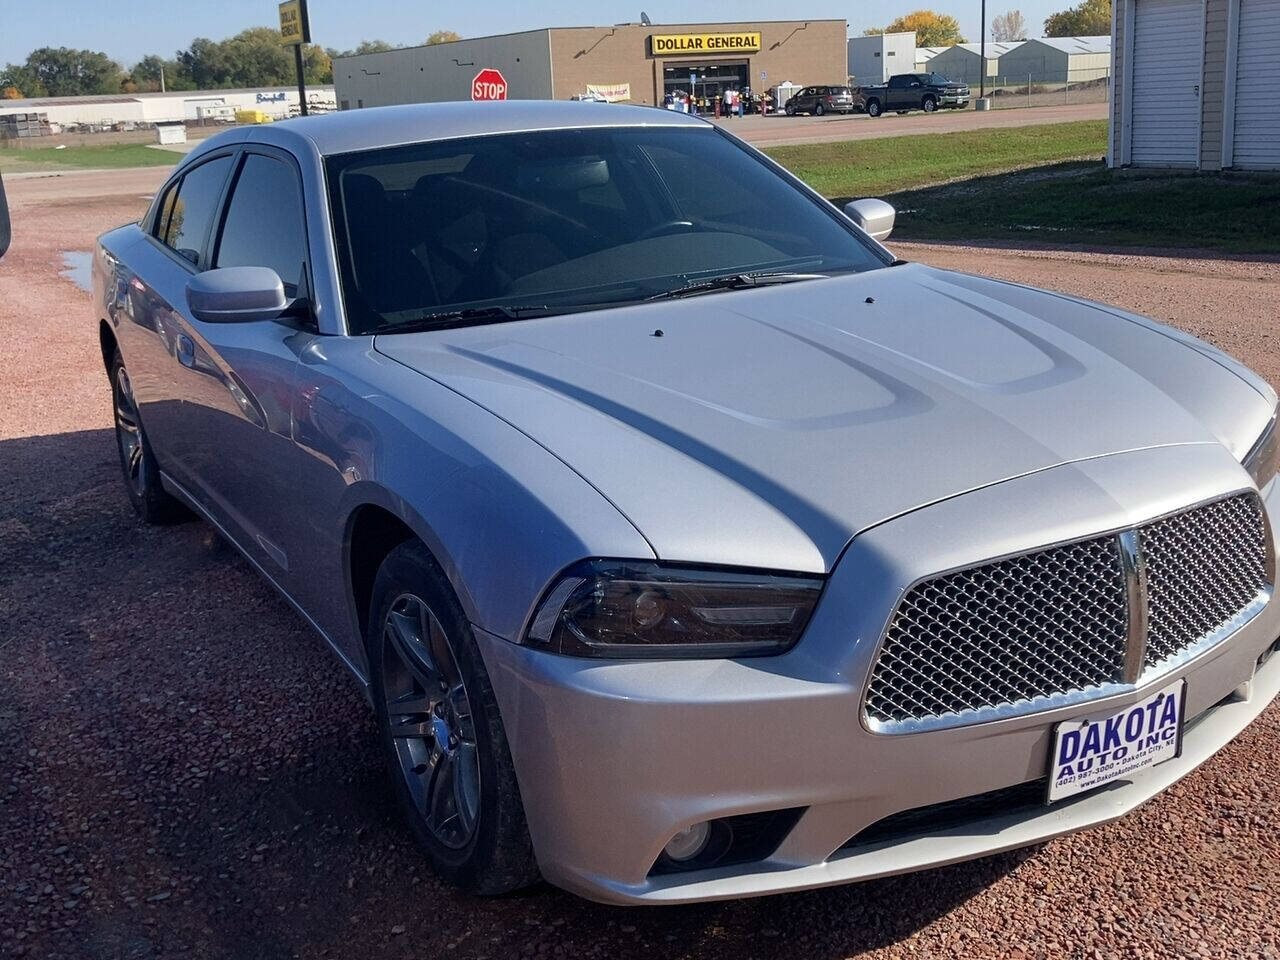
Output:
186 266 287 323
844 198 896 242
0 173 10 260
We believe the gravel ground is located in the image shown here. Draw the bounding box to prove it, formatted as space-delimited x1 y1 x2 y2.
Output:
1 175 1278 960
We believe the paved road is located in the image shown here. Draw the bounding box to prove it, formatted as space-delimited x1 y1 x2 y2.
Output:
1 175 1277 960
713 101 1107 146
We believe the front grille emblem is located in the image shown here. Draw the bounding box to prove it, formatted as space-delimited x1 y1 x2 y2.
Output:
1115 529 1149 684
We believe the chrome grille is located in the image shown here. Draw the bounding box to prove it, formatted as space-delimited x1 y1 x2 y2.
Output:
1143 495 1269 668
865 494 1270 732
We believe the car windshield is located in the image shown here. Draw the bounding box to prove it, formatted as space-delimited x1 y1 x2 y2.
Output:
830 86 853 96
928 73 953 85
326 125 890 334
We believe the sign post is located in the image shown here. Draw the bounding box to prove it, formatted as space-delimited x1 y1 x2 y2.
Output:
278 0 311 116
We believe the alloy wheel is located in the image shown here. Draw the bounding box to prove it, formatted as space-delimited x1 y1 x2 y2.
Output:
381 592 481 850
113 365 147 496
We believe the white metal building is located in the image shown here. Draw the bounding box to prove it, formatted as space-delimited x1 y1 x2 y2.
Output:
0 87 337 128
925 41 1025 85
1110 0 1280 170
847 32 917 84
913 46 949 72
996 36 1111 83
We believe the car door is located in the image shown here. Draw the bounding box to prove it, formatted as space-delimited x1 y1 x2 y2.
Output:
122 150 239 488
165 145 321 585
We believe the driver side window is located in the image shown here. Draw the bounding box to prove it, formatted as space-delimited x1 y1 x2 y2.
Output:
213 153 308 296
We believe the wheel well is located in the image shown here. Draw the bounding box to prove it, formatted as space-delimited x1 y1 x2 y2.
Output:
99 321 118 373
347 505 416 649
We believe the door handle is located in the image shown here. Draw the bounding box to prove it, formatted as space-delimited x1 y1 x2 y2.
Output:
177 334 195 368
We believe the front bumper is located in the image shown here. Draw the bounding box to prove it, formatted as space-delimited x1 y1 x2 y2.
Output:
940 95 970 107
479 444 1280 904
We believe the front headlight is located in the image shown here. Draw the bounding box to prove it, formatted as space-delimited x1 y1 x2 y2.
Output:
1243 411 1279 489
525 560 823 659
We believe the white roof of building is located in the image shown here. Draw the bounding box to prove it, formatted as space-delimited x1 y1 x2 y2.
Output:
934 41 1026 58
1023 36 1111 54
914 46 949 61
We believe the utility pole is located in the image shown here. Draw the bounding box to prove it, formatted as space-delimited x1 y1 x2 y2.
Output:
979 0 987 101
159 64 166 93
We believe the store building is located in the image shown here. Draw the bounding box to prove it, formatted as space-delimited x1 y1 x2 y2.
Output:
333 20 848 109
1110 0 1280 170
847 32 916 85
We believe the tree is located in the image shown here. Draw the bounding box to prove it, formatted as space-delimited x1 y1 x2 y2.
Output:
992 11 1029 41
867 11 966 46
1044 0 1111 36
0 63 45 98
21 47 122 96
426 30 462 44
2 86 22 100
330 40 399 58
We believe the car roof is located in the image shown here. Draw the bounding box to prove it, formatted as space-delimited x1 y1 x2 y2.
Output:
202 100 710 159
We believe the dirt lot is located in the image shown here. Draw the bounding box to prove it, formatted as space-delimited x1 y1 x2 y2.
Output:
1 172 1278 960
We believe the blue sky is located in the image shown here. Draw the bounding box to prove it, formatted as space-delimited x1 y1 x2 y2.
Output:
3 1 1071 66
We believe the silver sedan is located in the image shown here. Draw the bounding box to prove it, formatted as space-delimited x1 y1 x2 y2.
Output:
91 102 1280 905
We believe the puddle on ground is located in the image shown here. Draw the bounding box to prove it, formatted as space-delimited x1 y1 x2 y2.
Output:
59 251 92 292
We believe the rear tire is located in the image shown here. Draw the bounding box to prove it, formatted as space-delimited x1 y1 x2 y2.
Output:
109 349 187 524
784 103 795 116
814 103 825 116
369 540 539 895
866 99 882 118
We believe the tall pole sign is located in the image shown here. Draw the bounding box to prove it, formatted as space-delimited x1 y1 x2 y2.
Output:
278 0 311 116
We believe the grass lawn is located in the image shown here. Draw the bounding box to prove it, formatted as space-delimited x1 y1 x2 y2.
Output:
882 164 1280 254
0 143 179 174
764 119 1108 198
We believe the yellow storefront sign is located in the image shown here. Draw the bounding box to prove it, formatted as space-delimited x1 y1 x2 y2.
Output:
278 0 307 46
649 33 762 56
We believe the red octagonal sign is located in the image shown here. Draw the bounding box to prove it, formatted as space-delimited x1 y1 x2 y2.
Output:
472 68 508 101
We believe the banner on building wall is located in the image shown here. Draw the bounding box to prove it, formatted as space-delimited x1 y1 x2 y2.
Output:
585 83 632 102
649 33 762 55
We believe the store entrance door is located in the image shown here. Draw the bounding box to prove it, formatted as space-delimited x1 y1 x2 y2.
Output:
662 61 749 112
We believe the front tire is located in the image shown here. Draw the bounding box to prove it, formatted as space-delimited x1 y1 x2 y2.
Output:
369 540 538 895
814 103 825 116
109 349 187 524
923 96 938 113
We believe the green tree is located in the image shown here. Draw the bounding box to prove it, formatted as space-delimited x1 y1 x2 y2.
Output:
0 62 45 98
340 40 399 56
1044 0 1111 36
426 30 462 44
21 47 122 96
864 11 966 46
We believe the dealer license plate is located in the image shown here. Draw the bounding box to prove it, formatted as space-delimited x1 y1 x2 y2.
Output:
1047 679 1186 803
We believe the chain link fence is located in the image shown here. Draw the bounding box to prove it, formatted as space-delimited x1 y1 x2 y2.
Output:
980 66 1111 109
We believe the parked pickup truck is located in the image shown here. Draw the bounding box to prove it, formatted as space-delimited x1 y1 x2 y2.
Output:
860 73 970 117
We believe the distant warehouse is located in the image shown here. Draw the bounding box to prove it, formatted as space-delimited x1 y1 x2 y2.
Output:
333 20 848 109
1111 0 1280 170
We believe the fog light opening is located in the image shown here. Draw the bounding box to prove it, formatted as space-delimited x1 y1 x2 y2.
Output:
663 821 711 862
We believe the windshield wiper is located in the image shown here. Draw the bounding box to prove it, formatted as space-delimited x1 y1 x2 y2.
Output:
379 304 554 334
645 272 828 302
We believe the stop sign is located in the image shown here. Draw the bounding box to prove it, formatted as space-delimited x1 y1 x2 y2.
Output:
472 68 508 101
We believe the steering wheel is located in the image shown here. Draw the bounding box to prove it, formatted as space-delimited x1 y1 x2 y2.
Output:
637 219 696 241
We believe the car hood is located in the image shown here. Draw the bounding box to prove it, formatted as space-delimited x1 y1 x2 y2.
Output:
374 263 1272 573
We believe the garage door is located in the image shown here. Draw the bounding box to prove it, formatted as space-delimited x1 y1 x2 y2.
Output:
1130 0 1203 167
1232 0 1280 169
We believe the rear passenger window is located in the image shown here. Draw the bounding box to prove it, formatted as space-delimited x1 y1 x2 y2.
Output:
214 153 308 294
158 155 233 266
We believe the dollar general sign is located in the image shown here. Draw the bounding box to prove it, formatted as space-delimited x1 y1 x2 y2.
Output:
278 0 310 45
649 33 762 55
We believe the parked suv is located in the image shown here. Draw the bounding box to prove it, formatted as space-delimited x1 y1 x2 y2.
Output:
784 85 858 116
860 72 970 117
